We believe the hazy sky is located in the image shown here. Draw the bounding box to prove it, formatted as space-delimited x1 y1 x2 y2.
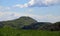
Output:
0 0 60 22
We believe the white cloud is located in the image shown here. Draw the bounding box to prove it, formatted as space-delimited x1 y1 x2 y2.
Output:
0 6 10 11
14 0 60 8
0 12 20 21
0 12 60 22
35 15 60 22
13 4 25 8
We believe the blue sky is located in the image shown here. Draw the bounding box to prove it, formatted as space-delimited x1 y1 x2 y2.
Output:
0 0 60 22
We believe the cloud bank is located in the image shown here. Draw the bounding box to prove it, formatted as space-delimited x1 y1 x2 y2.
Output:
0 6 10 11
0 12 20 21
0 12 60 22
14 0 60 8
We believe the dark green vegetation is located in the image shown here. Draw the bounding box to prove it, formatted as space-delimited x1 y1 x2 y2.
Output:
22 22 52 30
40 22 60 31
0 16 60 36
0 26 60 36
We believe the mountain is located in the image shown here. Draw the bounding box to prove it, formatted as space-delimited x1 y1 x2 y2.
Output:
40 22 60 31
0 16 60 31
0 16 37 29
22 21 60 31
22 22 52 29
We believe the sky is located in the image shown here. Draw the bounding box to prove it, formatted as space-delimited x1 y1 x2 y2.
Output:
0 0 60 22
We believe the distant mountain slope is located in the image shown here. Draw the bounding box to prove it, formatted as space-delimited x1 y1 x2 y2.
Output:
40 22 60 31
22 22 52 29
22 21 60 31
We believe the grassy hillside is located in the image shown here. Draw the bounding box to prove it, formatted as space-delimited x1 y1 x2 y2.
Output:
0 26 60 36
0 16 60 36
0 16 37 29
1 16 37 25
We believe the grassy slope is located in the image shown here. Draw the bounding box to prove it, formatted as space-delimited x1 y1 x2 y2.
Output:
1 16 37 27
0 26 60 36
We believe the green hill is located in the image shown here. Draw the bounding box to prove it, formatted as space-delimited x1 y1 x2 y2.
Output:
0 16 60 31
0 16 60 36
40 22 60 31
0 16 37 29
2 16 37 25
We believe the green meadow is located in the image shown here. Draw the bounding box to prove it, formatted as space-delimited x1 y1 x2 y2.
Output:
0 26 60 36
